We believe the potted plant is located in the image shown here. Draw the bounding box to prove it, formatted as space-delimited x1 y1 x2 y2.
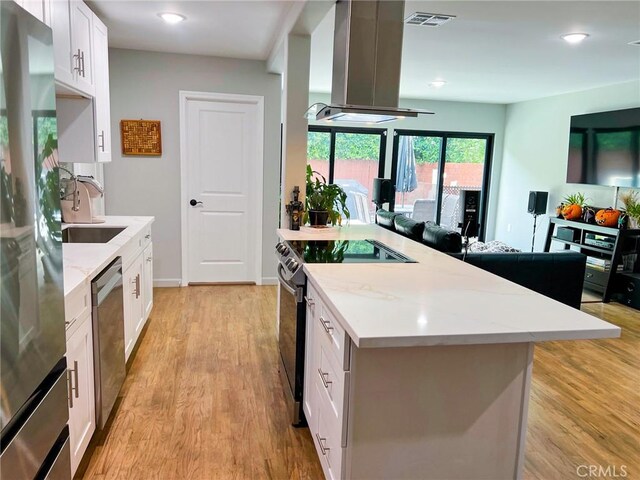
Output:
620 191 640 229
561 192 587 221
304 165 350 227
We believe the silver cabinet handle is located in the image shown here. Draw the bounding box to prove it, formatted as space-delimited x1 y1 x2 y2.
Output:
98 130 105 151
318 368 332 389
304 296 314 307
136 274 141 298
72 49 81 73
80 50 85 77
319 316 333 334
315 433 330 455
67 360 79 408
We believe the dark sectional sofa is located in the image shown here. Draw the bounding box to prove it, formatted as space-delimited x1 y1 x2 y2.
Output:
376 209 586 309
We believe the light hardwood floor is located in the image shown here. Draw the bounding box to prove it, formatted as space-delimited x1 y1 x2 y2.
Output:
80 286 639 480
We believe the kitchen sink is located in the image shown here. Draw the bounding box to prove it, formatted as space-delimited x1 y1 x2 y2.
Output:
62 226 125 244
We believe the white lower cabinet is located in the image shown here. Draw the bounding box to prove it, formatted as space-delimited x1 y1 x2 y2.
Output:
123 253 144 362
305 279 349 480
66 308 95 477
142 243 153 321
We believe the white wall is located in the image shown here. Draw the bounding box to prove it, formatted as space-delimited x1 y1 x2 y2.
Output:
308 92 507 237
104 48 281 285
495 80 640 252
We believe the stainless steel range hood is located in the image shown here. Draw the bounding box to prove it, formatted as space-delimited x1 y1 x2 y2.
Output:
307 0 433 124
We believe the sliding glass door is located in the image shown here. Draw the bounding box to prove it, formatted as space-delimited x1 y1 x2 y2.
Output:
391 130 493 239
307 126 387 224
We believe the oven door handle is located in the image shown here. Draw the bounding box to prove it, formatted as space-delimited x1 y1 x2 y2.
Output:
278 264 303 302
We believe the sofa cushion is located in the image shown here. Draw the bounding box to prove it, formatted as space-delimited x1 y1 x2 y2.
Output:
376 209 400 230
394 216 425 241
422 222 463 253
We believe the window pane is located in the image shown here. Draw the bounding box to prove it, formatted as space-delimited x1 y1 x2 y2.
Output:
333 132 382 224
439 137 487 233
396 136 442 223
307 131 330 181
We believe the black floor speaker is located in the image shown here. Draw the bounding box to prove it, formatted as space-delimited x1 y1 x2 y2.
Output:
528 191 548 215
461 190 480 237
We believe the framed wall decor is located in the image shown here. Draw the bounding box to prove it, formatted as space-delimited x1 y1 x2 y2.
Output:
120 119 162 156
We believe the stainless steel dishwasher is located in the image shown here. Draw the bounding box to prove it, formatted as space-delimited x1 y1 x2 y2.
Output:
92 257 126 429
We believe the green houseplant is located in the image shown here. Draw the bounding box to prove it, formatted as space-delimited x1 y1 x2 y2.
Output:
620 191 640 229
304 165 350 227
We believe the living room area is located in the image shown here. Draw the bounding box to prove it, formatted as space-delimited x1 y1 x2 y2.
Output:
305 1 640 307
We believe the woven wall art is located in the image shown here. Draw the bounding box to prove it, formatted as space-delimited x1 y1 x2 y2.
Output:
120 120 162 156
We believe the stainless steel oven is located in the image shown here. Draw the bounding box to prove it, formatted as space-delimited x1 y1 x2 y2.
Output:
276 244 307 426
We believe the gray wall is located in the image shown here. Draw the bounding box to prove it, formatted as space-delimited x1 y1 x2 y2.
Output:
495 80 640 251
308 92 507 238
104 48 281 285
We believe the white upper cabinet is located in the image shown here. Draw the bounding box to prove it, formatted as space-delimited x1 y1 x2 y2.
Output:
51 0 95 97
51 0 75 87
92 15 111 162
70 1 94 95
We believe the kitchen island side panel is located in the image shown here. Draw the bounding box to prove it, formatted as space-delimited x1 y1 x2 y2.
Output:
346 341 533 480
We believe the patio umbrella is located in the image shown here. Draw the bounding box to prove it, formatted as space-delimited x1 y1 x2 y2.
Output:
396 136 418 207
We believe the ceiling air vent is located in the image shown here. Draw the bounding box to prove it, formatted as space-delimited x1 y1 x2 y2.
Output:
405 12 455 27
628 40 640 46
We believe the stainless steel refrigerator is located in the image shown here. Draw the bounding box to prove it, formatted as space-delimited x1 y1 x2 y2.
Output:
1 2 71 478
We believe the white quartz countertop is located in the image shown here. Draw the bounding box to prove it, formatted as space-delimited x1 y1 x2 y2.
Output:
278 225 621 348
63 216 154 297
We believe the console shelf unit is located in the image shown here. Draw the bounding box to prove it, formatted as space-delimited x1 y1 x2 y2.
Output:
544 217 640 302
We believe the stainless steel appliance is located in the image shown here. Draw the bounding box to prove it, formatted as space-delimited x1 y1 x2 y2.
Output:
91 257 126 430
1 2 71 477
275 239 415 426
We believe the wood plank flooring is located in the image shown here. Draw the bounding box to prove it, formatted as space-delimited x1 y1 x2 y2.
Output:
80 286 639 480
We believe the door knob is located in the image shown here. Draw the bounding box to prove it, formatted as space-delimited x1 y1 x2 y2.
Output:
190 199 203 206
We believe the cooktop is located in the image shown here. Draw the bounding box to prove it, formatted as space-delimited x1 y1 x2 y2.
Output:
286 239 416 264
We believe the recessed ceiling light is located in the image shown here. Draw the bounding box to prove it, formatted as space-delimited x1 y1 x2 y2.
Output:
561 33 589 44
158 12 186 25
429 80 447 88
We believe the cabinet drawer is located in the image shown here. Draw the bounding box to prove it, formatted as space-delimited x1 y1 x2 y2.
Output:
65 285 91 334
313 381 346 480
315 337 349 447
318 302 350 370
584 267 609 287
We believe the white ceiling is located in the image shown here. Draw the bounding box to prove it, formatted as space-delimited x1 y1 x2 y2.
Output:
310 1 640 104
88 0 298 60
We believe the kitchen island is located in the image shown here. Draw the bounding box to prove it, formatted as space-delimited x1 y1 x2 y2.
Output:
277 225 620 480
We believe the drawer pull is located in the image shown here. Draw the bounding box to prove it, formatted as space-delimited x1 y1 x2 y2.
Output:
315 433 330 455
67 360 79 408
145 234 151 239
304 296 315 307
319 316 333 334
318 368 332 389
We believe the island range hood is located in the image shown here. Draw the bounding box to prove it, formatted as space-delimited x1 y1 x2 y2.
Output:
307 0 433 124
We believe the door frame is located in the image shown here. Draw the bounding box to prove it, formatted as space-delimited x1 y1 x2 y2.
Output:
179 90 264 286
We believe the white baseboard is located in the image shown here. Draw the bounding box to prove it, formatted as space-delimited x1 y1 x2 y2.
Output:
261 277 278 285
153 278 182 288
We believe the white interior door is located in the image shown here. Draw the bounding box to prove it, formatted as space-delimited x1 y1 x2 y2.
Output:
183 94 263 284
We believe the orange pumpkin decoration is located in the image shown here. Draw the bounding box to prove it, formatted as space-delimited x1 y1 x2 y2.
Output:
595 208 620 227
562 204 583 221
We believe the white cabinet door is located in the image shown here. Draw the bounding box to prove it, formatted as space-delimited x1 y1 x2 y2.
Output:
123 254 143 362
66 311 95 476
142 243 153 322
303 282 319 426
69 0 94 96
51 0 75 86
92 15 111 162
